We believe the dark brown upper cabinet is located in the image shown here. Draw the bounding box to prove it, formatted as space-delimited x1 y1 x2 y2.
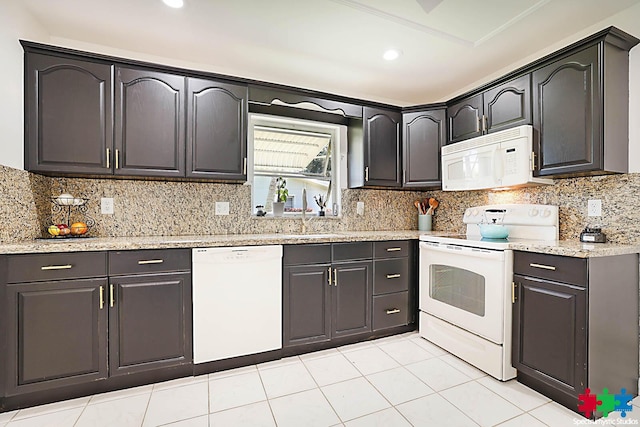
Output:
402 108 445 188
447 75 531 144
186 78 247 180
115 67 185 178
532 41 630 177
447 94 483 144
348 107 402 188
25 53 113 175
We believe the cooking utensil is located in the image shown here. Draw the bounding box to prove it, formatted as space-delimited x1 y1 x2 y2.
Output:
414 200 423 215
426 198 439 215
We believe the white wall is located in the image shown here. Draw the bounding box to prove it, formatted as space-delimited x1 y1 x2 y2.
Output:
0 2 48 169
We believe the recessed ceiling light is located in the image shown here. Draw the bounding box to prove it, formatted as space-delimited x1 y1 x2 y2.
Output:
162 0 184 8
383 49 402 61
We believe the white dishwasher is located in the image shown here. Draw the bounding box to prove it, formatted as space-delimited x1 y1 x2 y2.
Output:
192 245 282 364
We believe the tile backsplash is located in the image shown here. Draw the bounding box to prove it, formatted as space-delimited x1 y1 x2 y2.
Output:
2 164 640 244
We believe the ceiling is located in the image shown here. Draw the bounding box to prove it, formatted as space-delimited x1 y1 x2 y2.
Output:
21 0 640 106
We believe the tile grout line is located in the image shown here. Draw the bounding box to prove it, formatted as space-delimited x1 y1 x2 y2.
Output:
254 362 279 427
297 351 344 424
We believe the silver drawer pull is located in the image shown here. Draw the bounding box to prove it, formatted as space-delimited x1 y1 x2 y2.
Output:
138 259 164 265
386 247 402 252
41 264 72 270
529 263 556 271
386 274 401 279
386 309 401 315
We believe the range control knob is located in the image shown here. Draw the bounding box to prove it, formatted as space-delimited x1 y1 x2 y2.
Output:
541 209 551 218
471 209 480 217
464 209 471 217
529 209 539 217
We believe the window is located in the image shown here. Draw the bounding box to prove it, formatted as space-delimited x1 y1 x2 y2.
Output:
249 114 343 216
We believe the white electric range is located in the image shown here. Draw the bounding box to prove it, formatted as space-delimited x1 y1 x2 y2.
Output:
418 204 559 380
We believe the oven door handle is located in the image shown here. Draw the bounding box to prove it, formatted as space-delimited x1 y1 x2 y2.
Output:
419 242 505 261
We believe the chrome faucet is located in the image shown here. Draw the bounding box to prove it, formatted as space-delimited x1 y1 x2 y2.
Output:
301 188 311 234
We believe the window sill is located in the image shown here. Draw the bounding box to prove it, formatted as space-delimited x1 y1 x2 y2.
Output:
251 214 341 220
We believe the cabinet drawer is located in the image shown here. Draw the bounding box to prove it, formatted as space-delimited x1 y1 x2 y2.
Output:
283 244 331 266
374 258 409 295
373 292 409 331
6 252 107 283
332 242 373 262
374 240 410 259
513 251 587 287
109 249 191 275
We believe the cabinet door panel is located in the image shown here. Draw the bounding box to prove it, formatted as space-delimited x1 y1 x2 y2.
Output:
484 75 531 134
5 279 108 395
284 265 331 347
403 109 444 187
186 78 247 180
115 67 185 177
447 94 482 143
26 53 112 174
110 273 191 376
533 46 601 176
363 107 401 186
512 275 586 396
332 261 372 338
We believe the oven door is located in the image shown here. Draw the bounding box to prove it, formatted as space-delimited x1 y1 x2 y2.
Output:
419 241 506 344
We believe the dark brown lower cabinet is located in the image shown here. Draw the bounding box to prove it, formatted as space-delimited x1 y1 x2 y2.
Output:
512 275 586 401
332 261 372 338
4 279 108 396
109 272 191 377
283 259 372 347
0 249 192 407
283 264 331 347
512 251 638 416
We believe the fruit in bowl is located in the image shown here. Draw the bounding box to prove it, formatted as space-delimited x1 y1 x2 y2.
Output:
56 224 71 236
70 222 88 235
47 225 60 236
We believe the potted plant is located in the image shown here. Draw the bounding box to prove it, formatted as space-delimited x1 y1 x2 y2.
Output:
314 194 327 216
273 177 288 217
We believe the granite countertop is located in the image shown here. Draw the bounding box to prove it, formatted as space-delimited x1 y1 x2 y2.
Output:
0 231 638 258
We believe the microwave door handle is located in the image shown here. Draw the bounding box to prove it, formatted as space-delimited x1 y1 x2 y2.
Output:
492 147 503 185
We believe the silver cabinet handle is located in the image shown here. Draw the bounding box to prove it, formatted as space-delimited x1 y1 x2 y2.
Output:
115 149 120 169
482 115 487 133
386 309 400 315
138 259 164 265
328 267 332 286
365 166 369 182
99 286 104 310
333 268 337 286
386 248 402 252
106 148 111 169
243 157 247 175
531 151 536 171
529 263 556 271
41 264 72 270
386 274 401 279
110 284 115 307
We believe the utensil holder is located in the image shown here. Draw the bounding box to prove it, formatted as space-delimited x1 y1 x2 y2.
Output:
418 214 432 231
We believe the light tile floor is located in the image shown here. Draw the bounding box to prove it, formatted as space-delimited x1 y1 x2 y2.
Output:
0 332 632 426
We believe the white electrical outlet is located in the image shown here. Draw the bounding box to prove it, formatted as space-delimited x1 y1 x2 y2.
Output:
215 201 230 215
587 199 602 217
356 201 365 216
101 197 114 215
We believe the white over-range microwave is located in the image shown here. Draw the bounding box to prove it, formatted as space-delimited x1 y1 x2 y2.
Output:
441 125 553 191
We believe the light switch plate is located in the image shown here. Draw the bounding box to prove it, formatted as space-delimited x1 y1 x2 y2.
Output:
215 201 230 215
356 201 365 216
101 197 114 215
